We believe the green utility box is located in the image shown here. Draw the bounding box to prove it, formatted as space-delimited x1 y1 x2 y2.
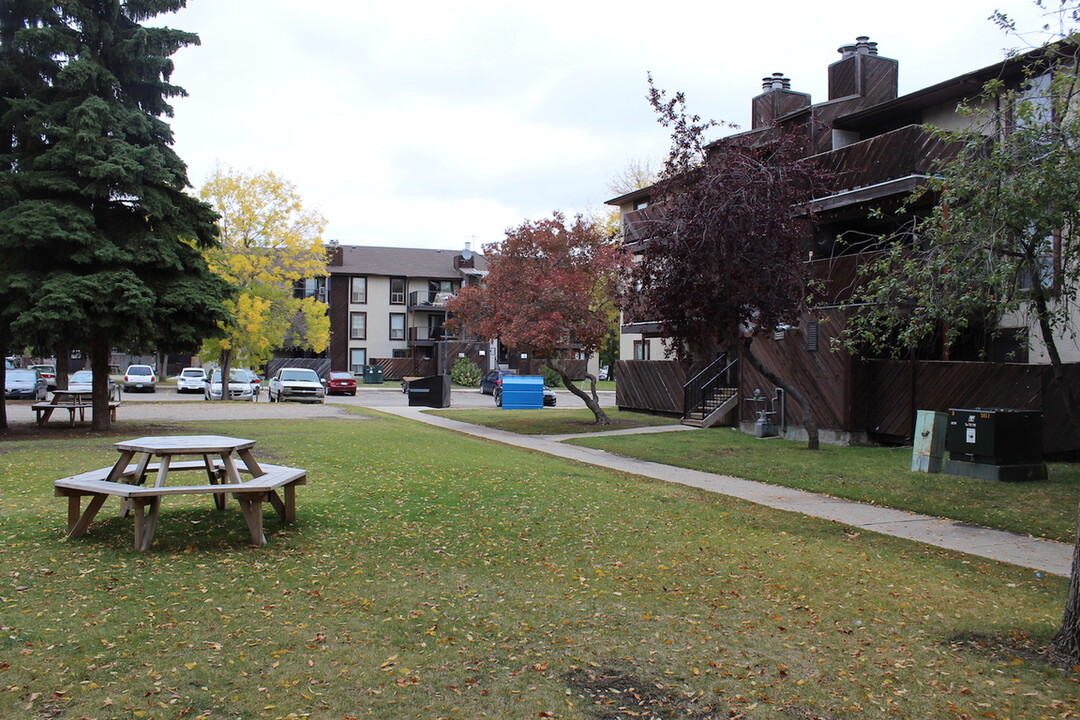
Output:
363 365 385 384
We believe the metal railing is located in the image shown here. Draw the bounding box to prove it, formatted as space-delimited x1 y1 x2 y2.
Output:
682 354 738 419
408 290 456 308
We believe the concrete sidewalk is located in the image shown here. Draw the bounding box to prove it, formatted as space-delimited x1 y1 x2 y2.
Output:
381 406 1075 578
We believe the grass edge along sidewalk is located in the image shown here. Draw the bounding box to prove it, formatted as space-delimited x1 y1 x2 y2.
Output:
404 407 1075 577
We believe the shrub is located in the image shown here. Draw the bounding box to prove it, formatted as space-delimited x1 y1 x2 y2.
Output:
540 364 562 388
451 357 482 387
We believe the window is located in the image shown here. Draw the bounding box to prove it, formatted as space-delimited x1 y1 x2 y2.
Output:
294 277 327 301
349 312 367 340
351 276 367 304
349 349 367 374
428 315 446 340
390 277 406 304
389 313 405 340
806 320 819 351
633 340 650 360
392 349 409 358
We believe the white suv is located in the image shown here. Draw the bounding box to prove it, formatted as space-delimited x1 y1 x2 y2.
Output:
123 364 157 392
176 367 207 393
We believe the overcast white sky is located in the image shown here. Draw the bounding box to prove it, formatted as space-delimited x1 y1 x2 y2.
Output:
164 0 1056 251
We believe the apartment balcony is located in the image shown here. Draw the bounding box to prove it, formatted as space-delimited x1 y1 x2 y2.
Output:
409 326 457 345
807 124 960 216
409 289 455 310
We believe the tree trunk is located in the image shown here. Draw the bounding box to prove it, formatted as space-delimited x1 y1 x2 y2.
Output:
218 348 233 401
0 360 7 432
545 358 611 425
1031 287 1080 667
54 342 70 391
738 335 819 450
90 332 111 431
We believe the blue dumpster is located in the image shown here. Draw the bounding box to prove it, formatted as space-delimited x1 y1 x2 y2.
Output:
499 375 544 409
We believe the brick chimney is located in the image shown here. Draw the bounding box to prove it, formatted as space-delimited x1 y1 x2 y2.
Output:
827 36 897 103
751 72 811 130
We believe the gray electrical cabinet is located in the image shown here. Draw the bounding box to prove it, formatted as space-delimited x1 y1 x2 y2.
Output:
911 410 947 473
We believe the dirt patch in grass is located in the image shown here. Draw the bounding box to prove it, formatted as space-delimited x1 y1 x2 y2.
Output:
562 665 841 720
563 665 723 719
944 631 1057 668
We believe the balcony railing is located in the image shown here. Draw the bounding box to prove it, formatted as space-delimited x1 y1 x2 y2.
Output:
409 326 456 342
409 290 455 309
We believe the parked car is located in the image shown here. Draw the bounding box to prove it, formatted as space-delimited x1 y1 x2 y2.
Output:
4 368 47 401
231 369 263 398
67 370 120 400
479 369 516 395
175 367 207 393
268 367 325 403
29 364 57 389
325 370 357 396
123 364 157 392
204 369 255 401
493 383 557 407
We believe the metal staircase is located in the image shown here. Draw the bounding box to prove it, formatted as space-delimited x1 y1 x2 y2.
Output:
681 355 739 429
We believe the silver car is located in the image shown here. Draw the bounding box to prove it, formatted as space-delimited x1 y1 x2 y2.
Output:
68 370 120 401
204 370 255 401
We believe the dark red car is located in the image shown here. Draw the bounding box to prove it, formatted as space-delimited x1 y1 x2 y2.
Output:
325 370 357 396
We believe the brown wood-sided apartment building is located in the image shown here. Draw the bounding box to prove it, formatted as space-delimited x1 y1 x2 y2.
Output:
609 37 1080 455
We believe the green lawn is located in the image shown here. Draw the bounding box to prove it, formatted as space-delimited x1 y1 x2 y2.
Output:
0 414 1076 719
567 426 1080 543
431 407 679 434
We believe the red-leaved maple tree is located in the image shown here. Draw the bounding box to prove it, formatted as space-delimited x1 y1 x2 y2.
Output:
446 212 629 424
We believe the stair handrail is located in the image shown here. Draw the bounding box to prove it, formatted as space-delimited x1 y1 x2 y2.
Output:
682 354 738 419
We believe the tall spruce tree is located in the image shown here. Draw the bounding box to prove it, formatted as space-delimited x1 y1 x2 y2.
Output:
0 0 230 430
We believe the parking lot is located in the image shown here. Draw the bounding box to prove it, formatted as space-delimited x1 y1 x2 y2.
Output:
4 384 617 424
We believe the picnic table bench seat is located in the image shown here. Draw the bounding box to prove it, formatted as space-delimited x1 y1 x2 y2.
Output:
32 400 120 427
54 463 306 551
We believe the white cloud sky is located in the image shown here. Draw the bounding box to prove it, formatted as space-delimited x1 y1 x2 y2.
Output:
164 0 1056 250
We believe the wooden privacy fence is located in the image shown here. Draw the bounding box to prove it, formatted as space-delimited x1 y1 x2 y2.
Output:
617 357 1080 456
615 360 707 414
371 358 436 380
858 359 1080 456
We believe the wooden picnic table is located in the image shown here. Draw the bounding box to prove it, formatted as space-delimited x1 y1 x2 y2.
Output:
53 435 306 550
32 389 119 427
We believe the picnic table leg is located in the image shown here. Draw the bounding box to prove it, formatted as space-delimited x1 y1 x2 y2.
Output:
65 492 108 538
266 481 300 523
203 454 226 510
238 494 267 545
237 448 265 478
132 497 161 551
220 452 243 485
105 450 137 483
153 454 172 488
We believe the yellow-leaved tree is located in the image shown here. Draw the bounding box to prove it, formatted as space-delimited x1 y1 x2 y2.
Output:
198 168 330 396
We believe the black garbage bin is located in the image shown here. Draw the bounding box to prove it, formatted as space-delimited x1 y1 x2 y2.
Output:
407 375 451 408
